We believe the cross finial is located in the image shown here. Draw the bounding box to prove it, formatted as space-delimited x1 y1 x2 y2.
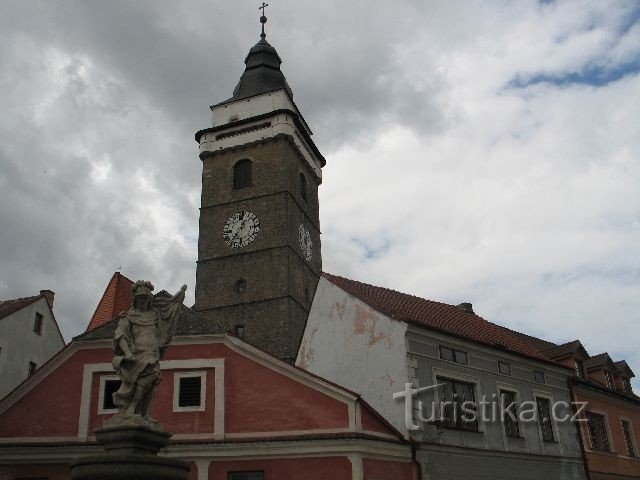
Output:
259 2 269 38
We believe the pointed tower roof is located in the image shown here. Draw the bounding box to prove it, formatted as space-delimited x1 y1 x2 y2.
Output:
86 272 134 331
216 11 293 107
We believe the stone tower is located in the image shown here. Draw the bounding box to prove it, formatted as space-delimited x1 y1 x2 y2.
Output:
193 27 325 362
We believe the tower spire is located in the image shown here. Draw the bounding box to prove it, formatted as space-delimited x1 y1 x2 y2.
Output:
259 2 269 38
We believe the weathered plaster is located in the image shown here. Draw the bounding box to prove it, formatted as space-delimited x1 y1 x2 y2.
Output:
0 298 64 398
297 277 409 434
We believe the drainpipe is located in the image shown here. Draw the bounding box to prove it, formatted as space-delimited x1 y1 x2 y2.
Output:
569 377 592 480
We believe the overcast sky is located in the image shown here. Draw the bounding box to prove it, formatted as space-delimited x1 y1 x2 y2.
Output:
1 0 639 382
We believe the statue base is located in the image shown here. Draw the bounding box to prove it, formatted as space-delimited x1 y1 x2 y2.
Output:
70 421 190 480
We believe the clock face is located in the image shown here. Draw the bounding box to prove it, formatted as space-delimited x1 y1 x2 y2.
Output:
298 224 313 261
223 211 261 248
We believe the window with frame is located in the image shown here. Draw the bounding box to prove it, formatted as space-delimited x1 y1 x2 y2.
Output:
500 389 520 438
498 361 511 376
586 411 610 451
229 472 264 480
533 371 546 384
622 377 633 393
437 377 478 431
175 373 204 410
621 419 636 457
233 159 252 189
574 359 585 378
604 370 614 389
101 378 121 411
33 312 43 335
299 172 308 202
234 324 245 339
28 361 37 377
536 397 555 442
439 346 468 365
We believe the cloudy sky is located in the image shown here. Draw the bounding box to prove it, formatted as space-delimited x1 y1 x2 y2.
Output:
1 0 639 381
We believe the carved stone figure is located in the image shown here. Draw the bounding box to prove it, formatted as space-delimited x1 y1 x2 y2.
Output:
110 280 187 423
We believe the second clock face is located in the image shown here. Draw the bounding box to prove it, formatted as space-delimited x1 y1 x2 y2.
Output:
298 224 313 261
223 211 261 248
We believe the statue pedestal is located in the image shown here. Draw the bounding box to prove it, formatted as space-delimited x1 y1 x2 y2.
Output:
70 422 190 480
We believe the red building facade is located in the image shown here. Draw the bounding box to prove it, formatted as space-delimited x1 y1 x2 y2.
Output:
0 333 418 480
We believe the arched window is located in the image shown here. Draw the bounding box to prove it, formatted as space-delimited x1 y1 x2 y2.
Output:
233 159 252 189
299 172 308 201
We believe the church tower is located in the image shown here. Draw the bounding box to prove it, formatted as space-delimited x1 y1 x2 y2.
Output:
193 14 325 362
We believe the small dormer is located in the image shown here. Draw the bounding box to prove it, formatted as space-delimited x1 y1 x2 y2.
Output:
585 353 617 389
613 360 635 394
542 340 589 378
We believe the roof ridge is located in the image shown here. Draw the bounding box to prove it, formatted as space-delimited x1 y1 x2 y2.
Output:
322 272 556 365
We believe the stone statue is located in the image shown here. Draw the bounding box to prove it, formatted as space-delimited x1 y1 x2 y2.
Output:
110 280 187 424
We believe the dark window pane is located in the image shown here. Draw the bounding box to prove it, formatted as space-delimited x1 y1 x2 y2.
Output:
229 472 264 480
233 159 252 189
622 420 636 457
454 350 468 365
536 397 555 442
500 390 520 438
299 173 308 201
440 346 454 362
34 313 43 334
534 371 546 384
103 379 121 410
586 412 610 451
498 361 511 376
179 376 202 408
437 377 478 431
28 361 37 376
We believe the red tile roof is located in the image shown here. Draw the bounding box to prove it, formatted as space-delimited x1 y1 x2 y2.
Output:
0 295 41 321
86 272 134 331
323 273 551 364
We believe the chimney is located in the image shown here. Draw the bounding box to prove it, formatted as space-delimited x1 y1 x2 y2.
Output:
40 290 55 309
457 302 473 314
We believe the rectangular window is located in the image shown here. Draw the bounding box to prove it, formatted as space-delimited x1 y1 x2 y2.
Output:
229 473 264 480
604 371 614 389
534 371 546 384
500 389 520 438
439 345 468 365
174 372 206 411
621 419 636 457
623 378 633 393
536 397 555 442
28 361 37 377
33 312 43 335
574 360 584 378
498 361 511 376
102 379 121 411
438 377 478 431
586 411 610 451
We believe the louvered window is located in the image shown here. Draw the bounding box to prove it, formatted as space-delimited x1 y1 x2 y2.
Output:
178 376 202 408
586 411 610 451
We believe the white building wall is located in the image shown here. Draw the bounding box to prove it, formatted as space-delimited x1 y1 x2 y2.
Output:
0 298 64 398
296 277 409 435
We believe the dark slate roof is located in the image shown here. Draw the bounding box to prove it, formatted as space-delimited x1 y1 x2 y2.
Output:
215 37 293 106
0 295 41 321
614 360 635 377
323 273 551 364
74 295 225 342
